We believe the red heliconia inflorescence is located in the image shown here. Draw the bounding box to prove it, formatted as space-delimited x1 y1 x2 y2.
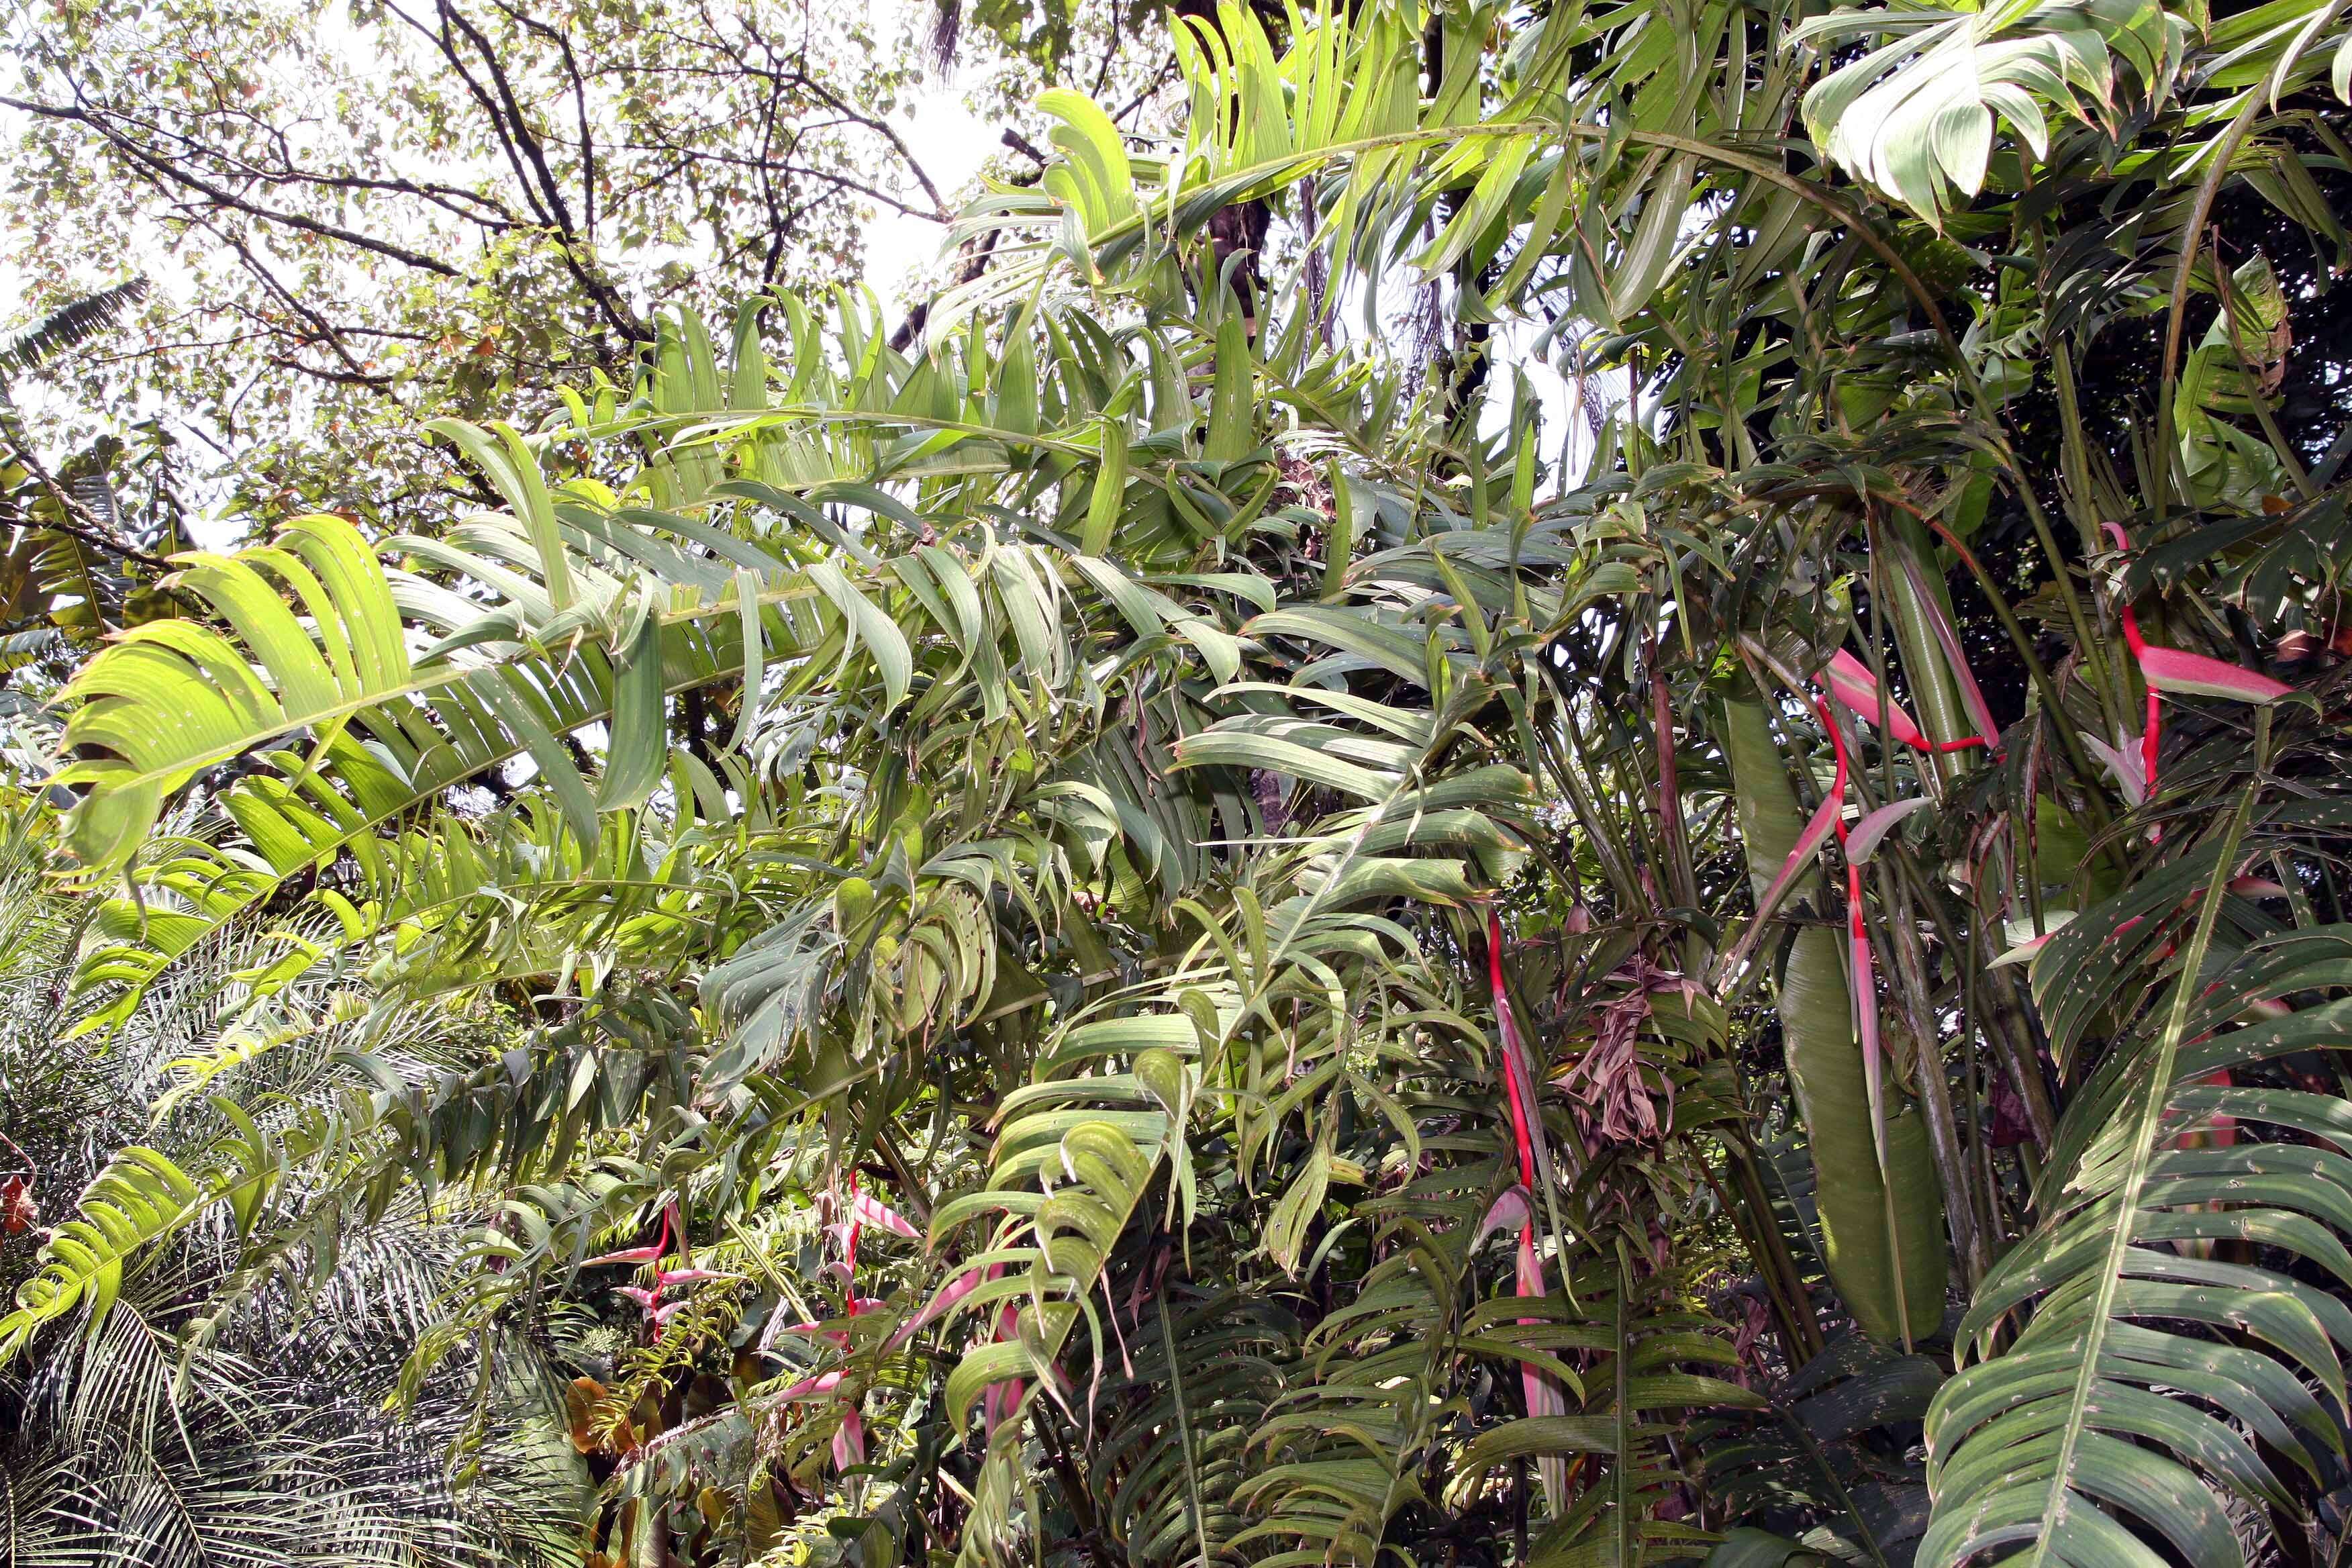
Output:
1484 908 1569 1514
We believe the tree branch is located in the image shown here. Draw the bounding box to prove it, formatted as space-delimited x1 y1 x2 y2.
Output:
0 93 468 279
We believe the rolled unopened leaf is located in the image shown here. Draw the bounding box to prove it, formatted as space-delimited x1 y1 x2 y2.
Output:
1894 545 2006 750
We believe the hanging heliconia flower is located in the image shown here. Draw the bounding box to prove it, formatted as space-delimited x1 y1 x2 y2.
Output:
586 1200 715 1327
2102 522 2294 807
1992 534 2294 970
1483 908 1568 1516
774 1177 923 1475
1743 651 1990 939
1820 649 1994 757
892 1255 1030 1440
584 1199 688 1271
1744 649 1994 1170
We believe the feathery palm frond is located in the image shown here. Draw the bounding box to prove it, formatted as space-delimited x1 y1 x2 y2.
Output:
0 279 150 383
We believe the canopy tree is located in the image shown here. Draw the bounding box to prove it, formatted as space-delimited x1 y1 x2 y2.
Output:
0 0 1164 526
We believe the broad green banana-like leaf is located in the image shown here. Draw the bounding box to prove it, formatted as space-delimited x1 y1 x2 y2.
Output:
1722 685 1946 1347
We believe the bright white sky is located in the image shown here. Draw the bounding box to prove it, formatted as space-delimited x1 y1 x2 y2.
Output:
862 11 998 303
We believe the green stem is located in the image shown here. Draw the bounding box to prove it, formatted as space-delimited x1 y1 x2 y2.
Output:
1159 1297 1216 1568
2151 96 2268 524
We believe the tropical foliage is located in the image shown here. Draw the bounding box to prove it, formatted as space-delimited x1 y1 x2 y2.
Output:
0 793 592 1568
8 0 2352 1565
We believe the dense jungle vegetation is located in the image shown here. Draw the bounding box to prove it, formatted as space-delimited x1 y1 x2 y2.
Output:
7 0 2352 1563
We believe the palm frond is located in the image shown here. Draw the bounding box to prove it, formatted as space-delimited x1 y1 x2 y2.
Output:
0 279 150 383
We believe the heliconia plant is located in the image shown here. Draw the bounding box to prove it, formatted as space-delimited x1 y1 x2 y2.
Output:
1721 682 1948 1351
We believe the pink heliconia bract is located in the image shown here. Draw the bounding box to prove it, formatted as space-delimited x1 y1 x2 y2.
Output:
779 1296 889 1350
1808 699 1889 1173
1743 636 2000 1032
1823 650 1933 752
1477 1187 1534 1249
1484 910 1568 1516
983 1263 1025 1440
2137 644 2295 703
1758 650 1998 1181
584 1203 675 1269
1483 909 1545 1191
582 1243 665 1267
783 1176 928 1477
889 1268 986 1350
832 1406 866 1473
2102 522 2295 821
1823 648 1990 755
850 1189 922 1240
1514 1210 1568 1508
1749 789 1844 934
1845 797 1932 867
777 1368 846 1402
